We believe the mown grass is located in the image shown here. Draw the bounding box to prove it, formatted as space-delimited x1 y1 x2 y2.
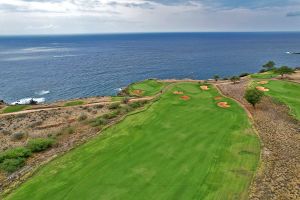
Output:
250 71 278 79
2 105 28 113
5 83 260 200
128 79 168 96
64 100 84 107
262 80 300 120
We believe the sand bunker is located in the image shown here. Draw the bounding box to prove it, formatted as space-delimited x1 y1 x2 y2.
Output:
200 86 209 91
217 102 230 108
256 86 269 92
173 91 184 95
132 90 143 95
257 81 269 85
214 96 223 100
181 96 190 101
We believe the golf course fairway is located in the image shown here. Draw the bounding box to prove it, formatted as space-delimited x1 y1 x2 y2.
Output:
263 80 300 120
5 82 260 200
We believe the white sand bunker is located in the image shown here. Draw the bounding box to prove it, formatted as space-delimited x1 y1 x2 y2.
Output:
256 86 269 92
217 102 230 108
200 86 209 90
257 81 269 85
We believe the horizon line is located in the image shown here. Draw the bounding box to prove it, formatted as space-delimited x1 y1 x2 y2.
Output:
1 31 300 37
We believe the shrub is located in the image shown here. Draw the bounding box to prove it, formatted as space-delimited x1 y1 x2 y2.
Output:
244 88 264 108
239 72 250 77
274 66 295 78
108 103 120 110
120 105 134 114
259 69 267 73
65 126 75 134
26 138 54 152
10 132 26 141
0 158 26 173
230 76 240 84
90 117 108 127
78 113 88 121
129 100 147 109
94 104 104 109
122 97 130 104
0 147 32 163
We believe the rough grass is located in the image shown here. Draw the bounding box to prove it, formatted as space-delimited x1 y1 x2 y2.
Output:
263 80 300 120
2 105 28 113
250 71 278 79
128 79 168 96
5 83 260 200
64 101 84 107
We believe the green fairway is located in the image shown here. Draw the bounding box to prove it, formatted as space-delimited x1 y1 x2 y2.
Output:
2 105 28 113
128 79 168 96
262 80 300 120
251 71 278 79
64 100 84 107
5 83 260 200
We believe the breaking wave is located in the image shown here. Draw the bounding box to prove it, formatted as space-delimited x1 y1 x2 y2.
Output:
11 97 45 105
35 90 50 95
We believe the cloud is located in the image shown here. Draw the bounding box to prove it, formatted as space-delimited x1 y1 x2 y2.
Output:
286 11 300 17
0 0 300 34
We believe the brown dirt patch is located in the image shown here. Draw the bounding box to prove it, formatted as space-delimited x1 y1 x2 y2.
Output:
200 85 209 90
214 96 223 100
132 89 144 96
181 96 190 101
173 91 184 95
217 101 230 108
257 81 269 85
256 86 270 92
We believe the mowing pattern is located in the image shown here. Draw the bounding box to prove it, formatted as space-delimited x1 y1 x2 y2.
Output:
128 79 167 96
264 80 300 120
6 83 259 200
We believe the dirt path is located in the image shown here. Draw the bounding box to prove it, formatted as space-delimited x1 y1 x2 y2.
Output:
217 79 300 200
0 97 154 117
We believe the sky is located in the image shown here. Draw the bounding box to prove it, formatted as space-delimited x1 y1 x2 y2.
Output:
0 0 300 35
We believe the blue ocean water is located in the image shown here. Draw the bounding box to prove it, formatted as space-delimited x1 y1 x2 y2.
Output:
0 32 299 103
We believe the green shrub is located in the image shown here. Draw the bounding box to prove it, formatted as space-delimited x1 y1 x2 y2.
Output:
129 100 147 109
90 117 109 127
78 113 88 121
108 103 120 110
65 126 75 134
0 147 32 163
26 138 54 153
0 158 26 173
10 132 26 141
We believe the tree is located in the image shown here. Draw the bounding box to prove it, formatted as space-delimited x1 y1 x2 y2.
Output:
262 61 275 71
213 75 220 82
244 88 264 108
230 76 240 84
274 66 295 78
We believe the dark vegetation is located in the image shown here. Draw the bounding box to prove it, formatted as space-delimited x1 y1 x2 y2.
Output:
244 88 264 108
0 138 55 173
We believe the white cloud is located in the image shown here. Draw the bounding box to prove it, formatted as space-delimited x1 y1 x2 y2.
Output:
0 0 299 34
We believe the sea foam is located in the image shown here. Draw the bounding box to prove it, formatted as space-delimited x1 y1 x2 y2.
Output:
35 90 50 95
11 98 45 105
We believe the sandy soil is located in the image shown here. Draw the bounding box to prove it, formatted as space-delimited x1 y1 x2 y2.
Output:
217 78 300 200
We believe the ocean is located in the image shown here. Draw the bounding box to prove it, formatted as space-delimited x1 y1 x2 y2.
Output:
0 32 299 104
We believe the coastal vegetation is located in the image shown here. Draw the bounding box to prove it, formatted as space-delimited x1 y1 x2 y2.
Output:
64 100 84 107
2 105 28 114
